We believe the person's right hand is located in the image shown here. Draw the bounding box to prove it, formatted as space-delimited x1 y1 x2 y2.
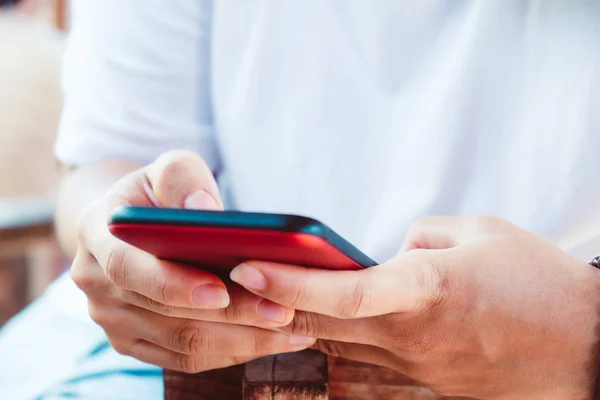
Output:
70 150 315 373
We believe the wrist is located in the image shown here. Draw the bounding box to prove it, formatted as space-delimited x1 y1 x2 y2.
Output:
588 258 600 400
540 260 600 400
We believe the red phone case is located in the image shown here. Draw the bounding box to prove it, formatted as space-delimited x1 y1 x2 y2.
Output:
109 224 365 271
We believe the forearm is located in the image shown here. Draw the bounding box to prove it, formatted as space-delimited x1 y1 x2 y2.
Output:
55 159 143 259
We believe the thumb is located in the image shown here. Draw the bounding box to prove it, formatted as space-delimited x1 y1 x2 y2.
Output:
230 254 441 319
145 150 223 210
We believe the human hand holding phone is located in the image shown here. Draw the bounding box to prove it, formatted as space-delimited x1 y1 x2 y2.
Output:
229 217 600 400
71 150 316 373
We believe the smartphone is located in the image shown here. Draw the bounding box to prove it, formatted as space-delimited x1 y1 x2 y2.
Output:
108 206 377 271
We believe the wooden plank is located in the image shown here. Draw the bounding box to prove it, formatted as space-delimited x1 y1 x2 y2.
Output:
164 365 244 400
163 355 473 400
0 224 53 247
329 358 420 386
0 255 28 326
244 350 328 400
0 215 56 326
328 358 470 400
241 355 274 400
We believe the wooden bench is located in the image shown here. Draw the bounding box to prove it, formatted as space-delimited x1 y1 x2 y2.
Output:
0 198 63 325
164 350 468 400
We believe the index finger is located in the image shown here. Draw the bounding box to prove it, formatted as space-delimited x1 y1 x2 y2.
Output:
79 204 229 309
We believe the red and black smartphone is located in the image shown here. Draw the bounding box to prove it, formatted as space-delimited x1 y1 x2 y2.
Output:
108 206 377 272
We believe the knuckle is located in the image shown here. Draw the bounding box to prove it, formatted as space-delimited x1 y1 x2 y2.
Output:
71 273 94 293
418 259 448 314
402 250 449 314
149 274 169 305
87 301 119 330
288 280 310 310
338 280 370 319
70 252 109 295
315 340 344 358
248 330 274 355
220 302 245 324
70 262 94 293
140 295 174 315
108 338 131 356
102 244 129 287
178 354 203 374
248 332 263 355
284 311 320 337
403 219 435 250
170 322 205 354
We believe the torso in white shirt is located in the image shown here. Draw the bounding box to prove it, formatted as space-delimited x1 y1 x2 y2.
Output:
57 0 600 268
211 1 600 262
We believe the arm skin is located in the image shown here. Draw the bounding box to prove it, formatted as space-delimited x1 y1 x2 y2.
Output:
55 159 143 259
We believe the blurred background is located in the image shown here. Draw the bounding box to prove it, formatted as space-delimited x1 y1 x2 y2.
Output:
0 0 69 326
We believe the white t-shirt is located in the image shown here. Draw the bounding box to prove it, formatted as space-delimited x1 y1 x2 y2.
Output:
56 0 600 272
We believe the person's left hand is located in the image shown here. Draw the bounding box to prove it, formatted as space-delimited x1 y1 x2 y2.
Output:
230 216 600 400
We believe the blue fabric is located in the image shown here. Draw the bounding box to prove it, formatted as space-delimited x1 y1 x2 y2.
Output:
0 274 164 400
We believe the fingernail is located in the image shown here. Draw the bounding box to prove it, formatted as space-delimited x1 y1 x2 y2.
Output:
184 190 219 210
191 284 230 308
257 299 288 323
230 264 266 291
288 335 316 348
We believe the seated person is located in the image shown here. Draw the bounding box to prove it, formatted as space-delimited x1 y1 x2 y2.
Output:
2 1 600 399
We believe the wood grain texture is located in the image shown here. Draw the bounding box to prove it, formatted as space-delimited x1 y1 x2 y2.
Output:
244 350 328 400
164 365 243 400
0 255 27 325
0 222 59 326
164 354 473 400
328 358 472 400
